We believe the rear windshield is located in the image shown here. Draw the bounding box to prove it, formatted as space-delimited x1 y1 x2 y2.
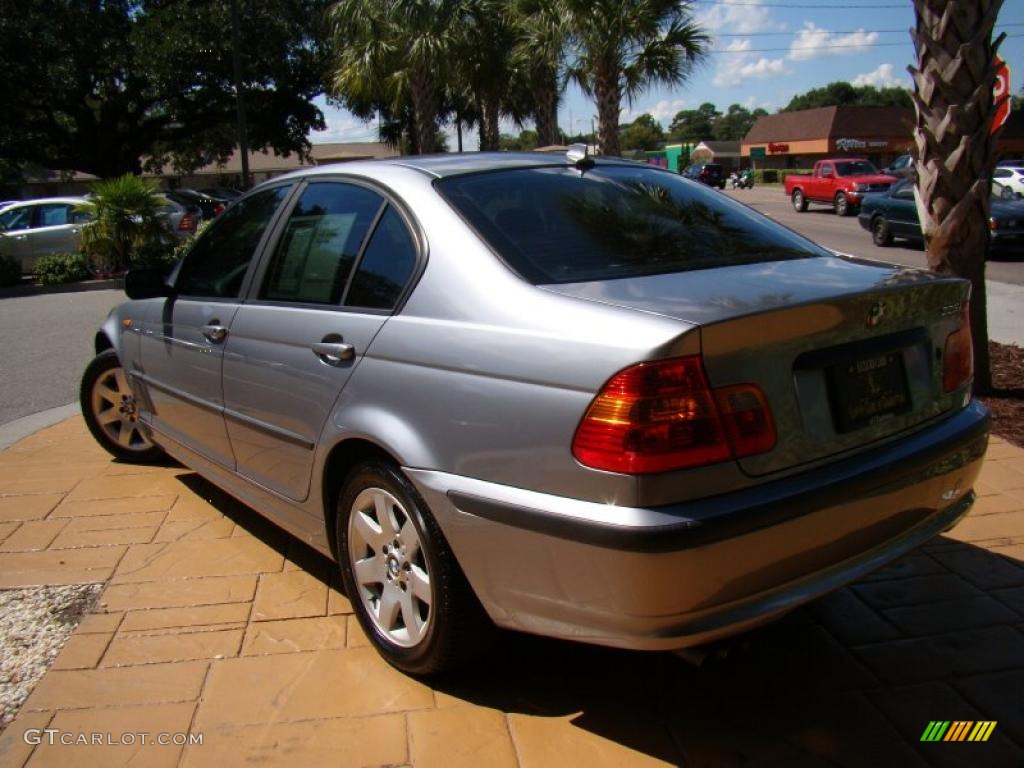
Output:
835 161 879 176
436 165 827 284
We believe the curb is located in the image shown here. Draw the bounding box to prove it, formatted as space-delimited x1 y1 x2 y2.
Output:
0 403 80 452
0 278 123 300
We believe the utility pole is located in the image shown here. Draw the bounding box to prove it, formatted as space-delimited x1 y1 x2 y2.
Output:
230 0 250 188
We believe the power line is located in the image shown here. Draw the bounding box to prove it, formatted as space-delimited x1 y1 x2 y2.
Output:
694 1 905 7
712 23 1024 37
712 32 1024 53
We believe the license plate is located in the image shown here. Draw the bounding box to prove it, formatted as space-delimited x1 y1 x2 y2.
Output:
829 351 911 432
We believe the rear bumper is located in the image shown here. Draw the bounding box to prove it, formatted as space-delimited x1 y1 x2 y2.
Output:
408 401 989 651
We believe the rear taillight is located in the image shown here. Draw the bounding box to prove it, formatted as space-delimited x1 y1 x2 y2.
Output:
943 302 973 393
572 356 776 474
213 204 225 217
178 212 196 232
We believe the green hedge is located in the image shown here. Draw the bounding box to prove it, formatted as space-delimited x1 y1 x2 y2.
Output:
34 252 89 285
0 254 20 286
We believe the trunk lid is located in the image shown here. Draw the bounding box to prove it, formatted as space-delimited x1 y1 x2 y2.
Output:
544 255 970 476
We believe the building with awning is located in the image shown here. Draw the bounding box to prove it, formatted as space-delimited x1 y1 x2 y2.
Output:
741 106 914 170
690 140 741 171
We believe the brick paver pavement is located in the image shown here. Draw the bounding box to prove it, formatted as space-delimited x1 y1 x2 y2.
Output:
0 417 1021 767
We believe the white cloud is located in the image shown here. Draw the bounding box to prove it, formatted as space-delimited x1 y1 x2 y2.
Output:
789 23 879 61
851 63 908 89
714 44 789 88
695 0 783 36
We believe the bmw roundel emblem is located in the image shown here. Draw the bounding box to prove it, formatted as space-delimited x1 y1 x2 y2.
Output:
867 301 886 328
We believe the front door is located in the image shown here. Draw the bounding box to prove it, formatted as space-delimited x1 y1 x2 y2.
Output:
222 181 420 501
135 184 294 468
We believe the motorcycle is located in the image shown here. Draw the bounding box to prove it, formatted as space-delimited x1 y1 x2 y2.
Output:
730 170 755 190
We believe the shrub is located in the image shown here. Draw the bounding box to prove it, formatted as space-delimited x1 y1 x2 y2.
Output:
78 174 173 274
0 254 21 286
34 252 89 285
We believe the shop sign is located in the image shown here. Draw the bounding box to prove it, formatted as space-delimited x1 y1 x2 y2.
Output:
767 142 789 153
750 147 766 159
836 138 890 151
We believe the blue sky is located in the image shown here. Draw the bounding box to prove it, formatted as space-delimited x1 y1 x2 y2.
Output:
310 0 1024 146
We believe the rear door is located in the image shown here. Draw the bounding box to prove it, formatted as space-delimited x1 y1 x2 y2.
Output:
25 204 88 267
135 184 294 468
887 183 920 238
221 180 420 501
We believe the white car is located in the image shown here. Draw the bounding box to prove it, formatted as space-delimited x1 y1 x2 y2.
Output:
993 166 1024 197
0 197 91 274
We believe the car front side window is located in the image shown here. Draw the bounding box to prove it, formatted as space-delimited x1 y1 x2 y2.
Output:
175 185 292 299
0 207 33 232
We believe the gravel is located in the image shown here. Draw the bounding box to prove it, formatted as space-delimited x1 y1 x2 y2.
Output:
0 584 102 726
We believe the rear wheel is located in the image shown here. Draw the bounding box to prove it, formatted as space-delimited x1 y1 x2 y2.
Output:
336 460 489 675
834 192 850 217
792 190 807 212
80 350 163 462
872 217 893 246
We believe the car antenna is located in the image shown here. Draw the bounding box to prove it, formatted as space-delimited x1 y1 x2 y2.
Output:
566 143 595 173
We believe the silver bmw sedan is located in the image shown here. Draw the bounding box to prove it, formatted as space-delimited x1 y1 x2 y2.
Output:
80 152 989 675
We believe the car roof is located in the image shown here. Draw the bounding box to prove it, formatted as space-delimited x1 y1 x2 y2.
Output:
276 151 639 183
0 196 88 209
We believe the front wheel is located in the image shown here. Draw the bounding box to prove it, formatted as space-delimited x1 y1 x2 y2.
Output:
792 190 807 212
80 350 163 462
336 460 490 675
834 192 850 217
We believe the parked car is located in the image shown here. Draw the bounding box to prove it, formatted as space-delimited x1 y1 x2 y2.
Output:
858 178 1024 254
80 153 988 675
785 159 898 216
165 188 226 220
198 186 243 201
683 162 725 189
882 154 916 180
159 197 202 240
993 166 1024 197
0 197 92 273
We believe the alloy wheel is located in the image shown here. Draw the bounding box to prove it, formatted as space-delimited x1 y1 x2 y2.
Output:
347 487 432 647
89 366 154 453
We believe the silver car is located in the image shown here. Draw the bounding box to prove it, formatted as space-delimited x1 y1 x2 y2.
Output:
80 153 989 675
0 197 92 273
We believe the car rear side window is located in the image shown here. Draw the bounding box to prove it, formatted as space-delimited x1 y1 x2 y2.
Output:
176 185 291 299
36 204 71 227
436 165 827 285
262 182 384 305
343 206 417 310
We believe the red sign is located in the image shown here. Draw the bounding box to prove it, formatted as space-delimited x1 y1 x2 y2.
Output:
768 142 790 154
992 55 1011 135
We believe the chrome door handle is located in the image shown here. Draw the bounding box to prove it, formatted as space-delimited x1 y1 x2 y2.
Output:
201 324 228 343
312 341 354 364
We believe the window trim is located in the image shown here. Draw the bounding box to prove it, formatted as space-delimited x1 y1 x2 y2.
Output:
169 181 299 302
242 174 427 316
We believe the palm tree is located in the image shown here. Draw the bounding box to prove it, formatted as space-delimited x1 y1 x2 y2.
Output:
512 0 568 147
329 0 463 155
562 0 708 156
457 0 519 151
77 175 172 276
908 0 1005 392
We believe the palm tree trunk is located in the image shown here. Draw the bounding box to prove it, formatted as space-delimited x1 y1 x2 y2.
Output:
594 66 621 156
533 74 559 147
479 97 500 151
409 64 436 155
909 0 1004 394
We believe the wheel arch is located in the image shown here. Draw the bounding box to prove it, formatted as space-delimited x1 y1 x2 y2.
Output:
320 437 401 561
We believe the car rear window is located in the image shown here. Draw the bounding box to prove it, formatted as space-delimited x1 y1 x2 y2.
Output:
436 165 827 284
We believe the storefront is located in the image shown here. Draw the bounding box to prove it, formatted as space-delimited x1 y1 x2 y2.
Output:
741 106 915 170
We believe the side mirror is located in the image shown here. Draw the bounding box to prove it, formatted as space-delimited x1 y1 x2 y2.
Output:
125 268 172 300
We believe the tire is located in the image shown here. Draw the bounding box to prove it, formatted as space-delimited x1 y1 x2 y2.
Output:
792 190 807 212
80 350 163 462
834 192 850 217
336 459 490 675
872 217 893 246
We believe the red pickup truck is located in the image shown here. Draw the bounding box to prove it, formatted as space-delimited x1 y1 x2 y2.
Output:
784 159 898 216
